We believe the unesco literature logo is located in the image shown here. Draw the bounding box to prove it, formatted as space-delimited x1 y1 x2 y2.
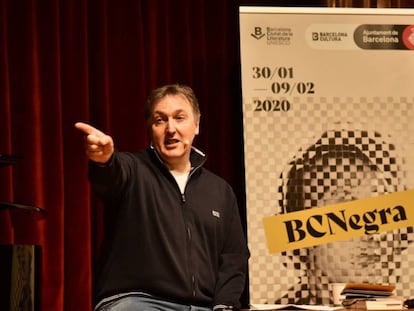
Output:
250 26 293 45
251 27 265 40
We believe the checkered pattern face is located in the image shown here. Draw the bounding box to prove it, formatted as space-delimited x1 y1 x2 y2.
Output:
278 129 411 305
243 97 414 305
280 130 400 213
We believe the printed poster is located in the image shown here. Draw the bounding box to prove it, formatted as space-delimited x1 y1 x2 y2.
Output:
239 7 414 305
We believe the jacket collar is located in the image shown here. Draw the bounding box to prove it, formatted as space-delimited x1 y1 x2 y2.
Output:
149 145 207 173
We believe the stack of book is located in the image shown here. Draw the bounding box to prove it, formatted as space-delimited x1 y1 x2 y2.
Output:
341 283 403 310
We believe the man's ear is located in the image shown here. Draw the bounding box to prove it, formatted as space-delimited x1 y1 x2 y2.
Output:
195 118 200 135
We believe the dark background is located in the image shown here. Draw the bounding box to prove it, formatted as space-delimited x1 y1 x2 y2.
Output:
1 1 412 310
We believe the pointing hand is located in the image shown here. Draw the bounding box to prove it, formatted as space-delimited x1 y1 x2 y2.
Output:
75 122 114 164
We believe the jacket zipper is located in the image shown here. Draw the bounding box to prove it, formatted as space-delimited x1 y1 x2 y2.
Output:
152 147 205 298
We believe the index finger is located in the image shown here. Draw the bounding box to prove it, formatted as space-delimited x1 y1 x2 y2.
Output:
75 122 105 137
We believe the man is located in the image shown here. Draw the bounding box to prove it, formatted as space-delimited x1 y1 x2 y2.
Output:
75 84 249 311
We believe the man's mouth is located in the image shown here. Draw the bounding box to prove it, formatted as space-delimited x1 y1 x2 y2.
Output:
165 138 180 146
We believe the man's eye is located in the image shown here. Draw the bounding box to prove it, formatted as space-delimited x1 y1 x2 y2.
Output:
154 118 164 124
176 115 185 120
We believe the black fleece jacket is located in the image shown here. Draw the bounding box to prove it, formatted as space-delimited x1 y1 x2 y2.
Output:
89 147 249 309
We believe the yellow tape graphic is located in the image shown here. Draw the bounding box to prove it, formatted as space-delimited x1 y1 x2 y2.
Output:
263 189 414 253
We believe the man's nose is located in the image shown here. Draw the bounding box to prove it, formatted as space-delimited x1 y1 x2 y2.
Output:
166 119 177 132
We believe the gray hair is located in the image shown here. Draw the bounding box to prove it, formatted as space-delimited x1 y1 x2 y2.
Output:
144 84 201 122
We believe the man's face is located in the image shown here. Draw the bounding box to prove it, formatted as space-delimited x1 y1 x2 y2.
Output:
304 156 386 207
150 94 199 166
303 156 391 283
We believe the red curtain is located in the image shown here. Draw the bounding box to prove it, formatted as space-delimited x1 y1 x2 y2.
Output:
0 1 250 310
1 1 412 310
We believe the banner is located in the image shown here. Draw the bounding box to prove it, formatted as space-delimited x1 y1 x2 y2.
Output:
239 7 414 305
264 189 414 252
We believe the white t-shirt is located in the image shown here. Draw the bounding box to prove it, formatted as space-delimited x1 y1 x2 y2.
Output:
170 170 189 194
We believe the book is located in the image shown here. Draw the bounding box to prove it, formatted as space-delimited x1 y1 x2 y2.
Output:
250 304 342 311
365 298 404 310
342 283 395 298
